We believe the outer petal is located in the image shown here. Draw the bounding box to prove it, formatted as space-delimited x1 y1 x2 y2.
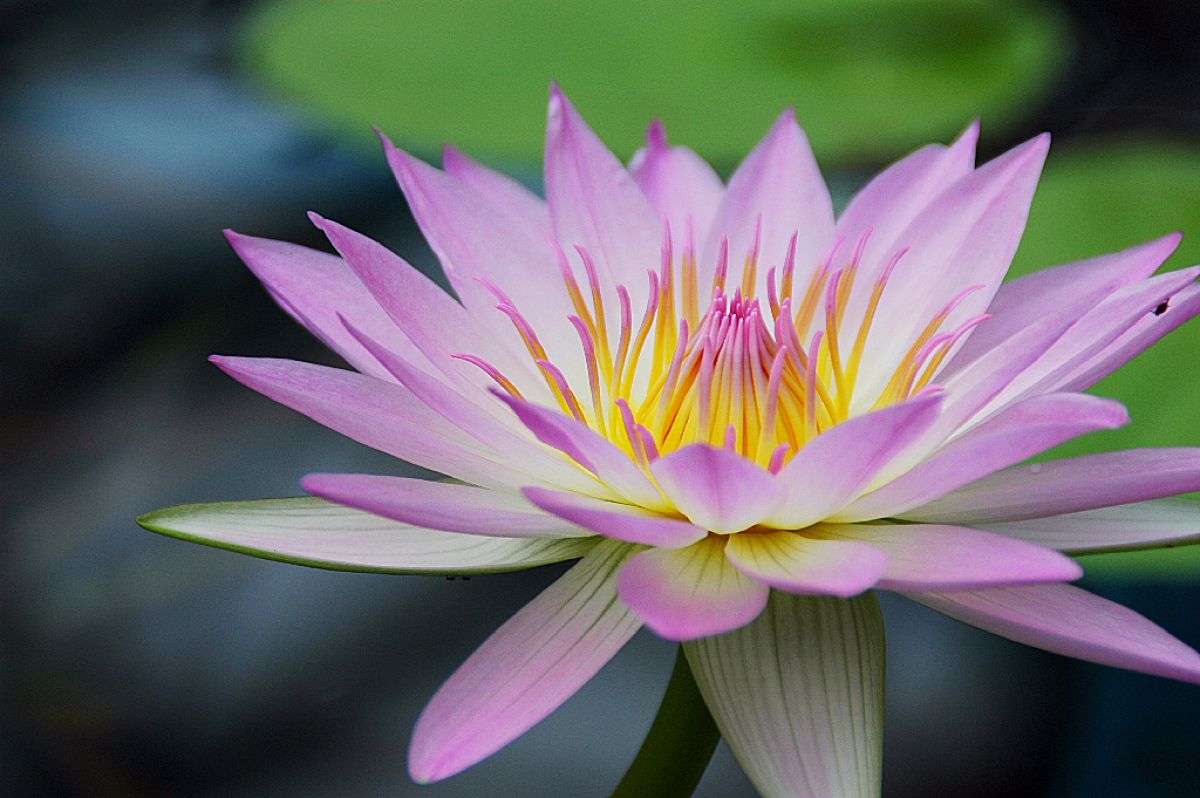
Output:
903 448 1200 524
817 523 1082 591
769 392 944 529
702 109 834 301
628 119 724 242
977 498 1200 554
544 85 660 310
137 498 597 574
651 444 786 533
441 144 553 239
301 475 589 538
684 591 885 798
224 231 427 381
210 356 525 490
522 487 707 548
409 539 639 782
907 584 1200 683
724 531 888 597
617 536 769 641
835 392 1129 522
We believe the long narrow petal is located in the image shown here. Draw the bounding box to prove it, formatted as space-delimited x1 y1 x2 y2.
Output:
522 487 707 548
724 531 887 597
224 231 427 381
907 584 1200 683
651 444 786 533
137 498 597 573
544 86 660 310
617 536 769 641
836 393 1129 522
818 523 1082 591
903 448 1200 524
301 475 588 538
409 540 639 782
684 591 886 798
770 392 944 529
210 356 525 490
628 119 724 241
441 144 553 239
702 109 834 299
977 498 1200 554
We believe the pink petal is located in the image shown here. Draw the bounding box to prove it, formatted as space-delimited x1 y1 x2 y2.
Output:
977 498 1200 554
819 523 1081 591
441 144 553 239
770 392 944 529
224 231 426 381
409 540 640 782
628 119 724 242
301 475 587 538
495 393 665 508
903 448 1200 524
617 536 769 641
544 86 660 310
702 109 834 301
684 592 885 798
650 444 786 533
836 392 1129 522
908 584 1200 683
138 497 598 574
210 356 524 490
522 487 707 548
724 531 888 597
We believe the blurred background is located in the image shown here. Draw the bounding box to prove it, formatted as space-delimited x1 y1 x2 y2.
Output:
2 0 1198 795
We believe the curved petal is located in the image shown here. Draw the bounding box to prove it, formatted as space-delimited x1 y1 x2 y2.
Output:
628 119 724 241
977 498 1200 554
651 444 786 533
702 109 834 301
301 475 588 538
210 356 525 490
770 392 944 529
903 448 1200 524
137 497 597 574
409 539 639 782
907 584 1200 683
441 144 553 239
522 487 707 548
617 536 768 641
836 392 1129 522
818 523 1082 591
724 531 887 597
684 591 885 798
544 85 660 310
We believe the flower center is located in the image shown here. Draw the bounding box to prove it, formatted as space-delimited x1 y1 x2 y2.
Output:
458 220 987 470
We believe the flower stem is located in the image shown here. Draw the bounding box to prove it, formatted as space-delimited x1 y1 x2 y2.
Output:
610 646 721 798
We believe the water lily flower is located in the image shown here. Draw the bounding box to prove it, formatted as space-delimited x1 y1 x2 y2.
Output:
139 86 1200 797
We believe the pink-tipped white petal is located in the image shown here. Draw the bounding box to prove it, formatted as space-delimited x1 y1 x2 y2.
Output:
301 475 588 539
544 86 660 310
724 531 888 597
650 444 786 533
522 487 707 548
684 591 885 798
628 119 724 241
818 523 1082 591
617 536 769 641
210 356 523 490
837 392 1129 522
409 540 639 783
904 448 1200 524
224 231 427 381
977 498 1200 554
442 144 553 239
138 497 597 574
770 392 944 528
908 584 1200 683
702 109 834 300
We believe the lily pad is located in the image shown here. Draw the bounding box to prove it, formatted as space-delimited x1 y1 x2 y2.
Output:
241 0 1067 165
